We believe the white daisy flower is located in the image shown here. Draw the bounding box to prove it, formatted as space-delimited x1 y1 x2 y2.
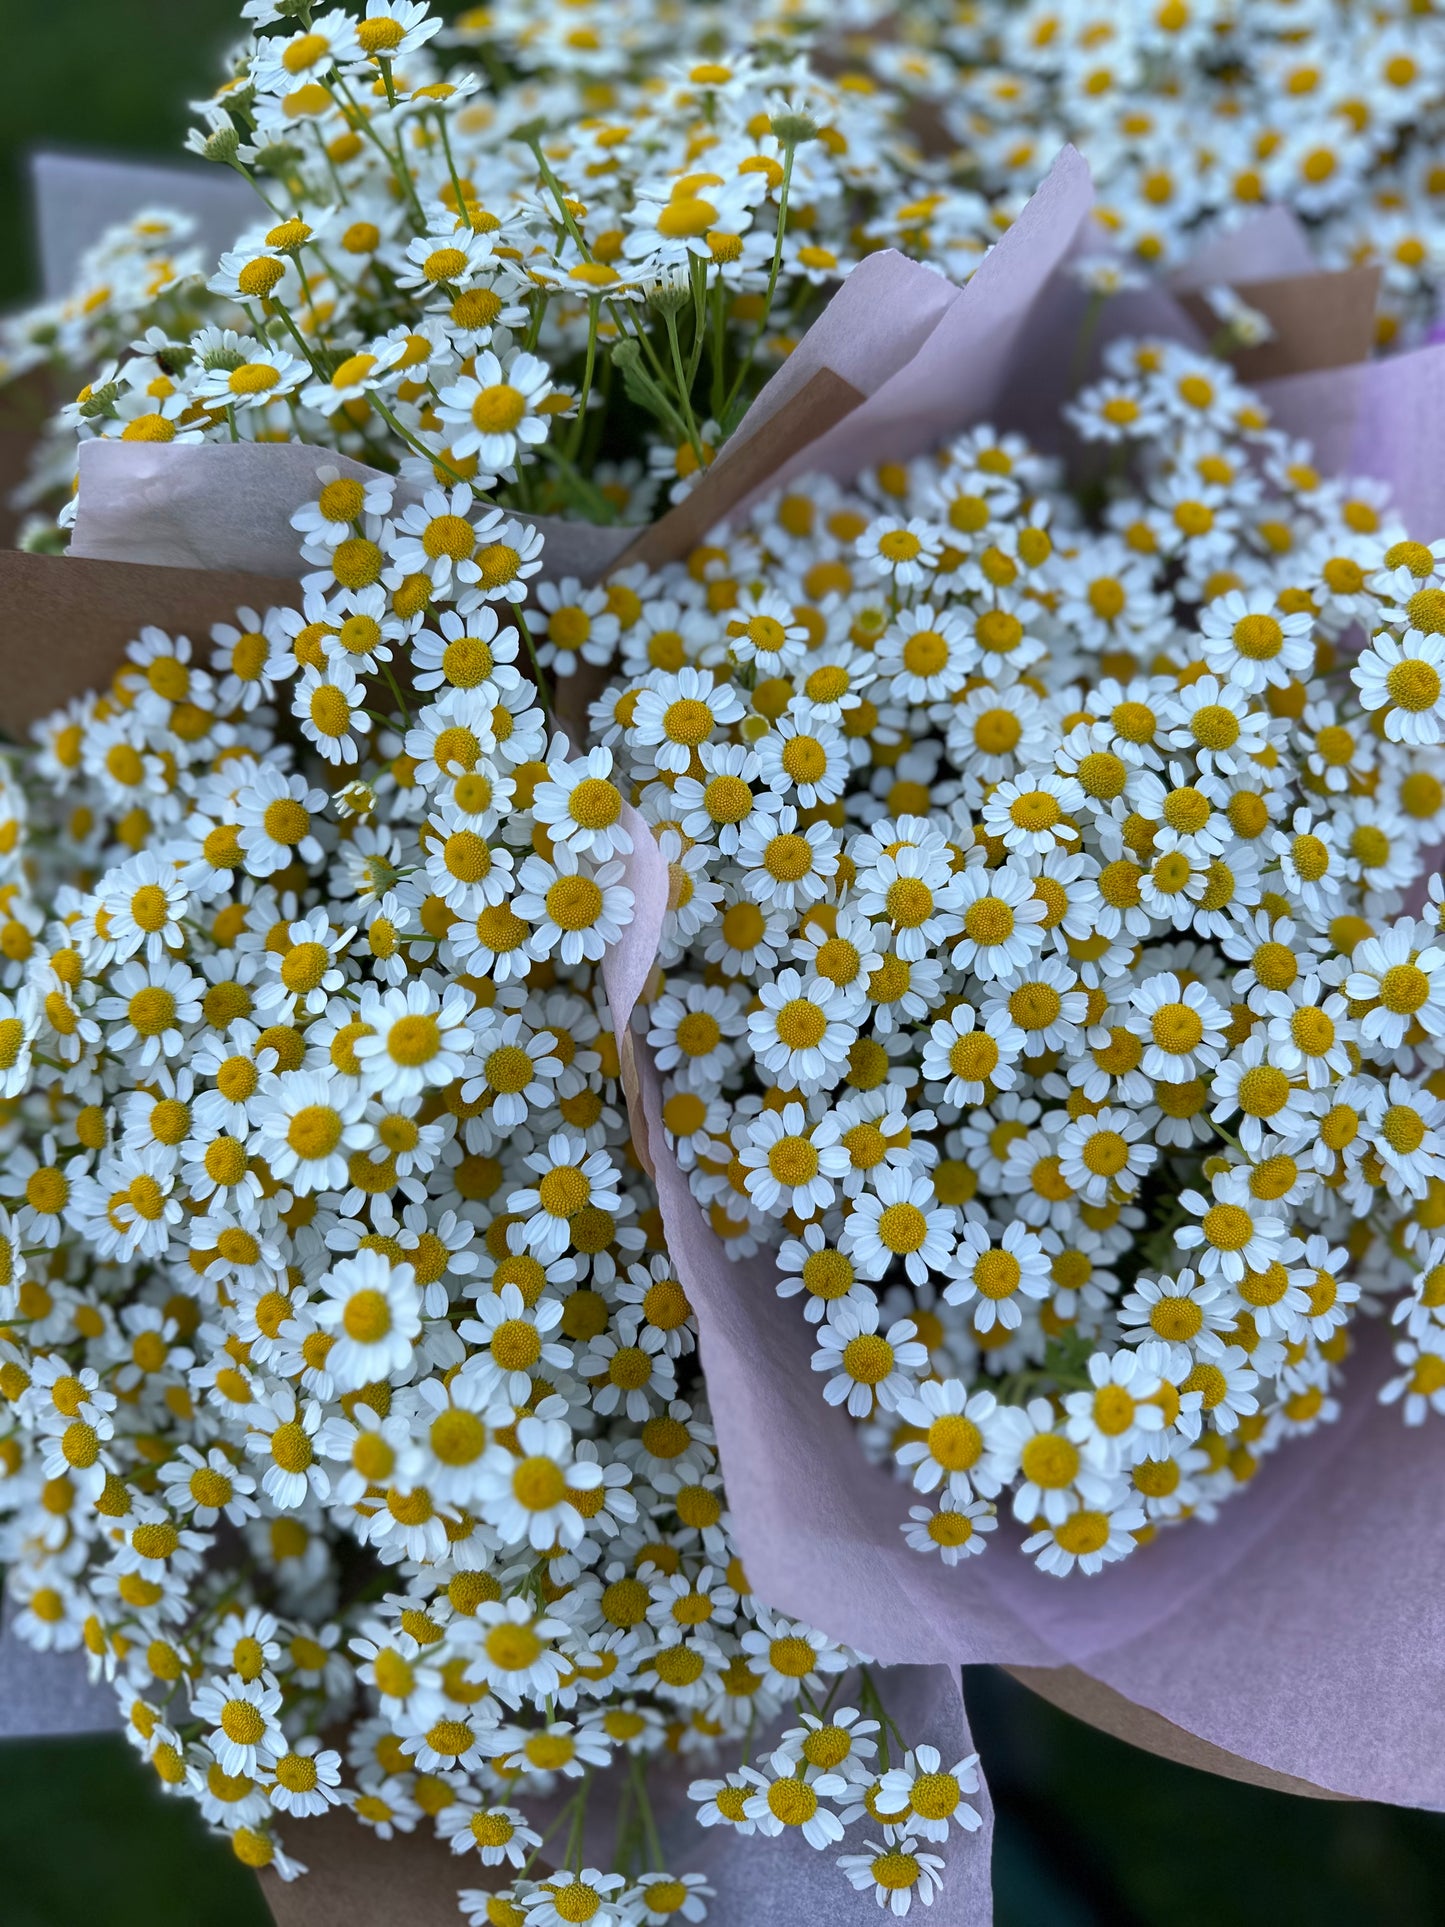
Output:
1345 927 1445 1050
901 1497 998 1565
475 1411 602 1551
738 1103 851 1216
507 1134 623 1262
236 765 328 877
1022 1496 1145 1576
842 1167 958 1287
812 1298 928 1418
353 980 475 1098
630 667 746 777
244 1385 329 1511
950 862 1049 981
191 1672 285 1779
512 847 633 967
747 970 856 1091
837 1836 947 1913
532 745 633 861
1197 589 1316 694
458 1281 569 1405
993 1397 1119 1527
314 1251 422 1390
1353 629 1445 744
1175 1172 1296 1283
734 804 839 915
1063 1351 1166 1469
261 1736 345 1818
893 1379 1003 1502
1123 970 1229 1083
875 1744 983 1843
435 347 553 474
251 1068 372 1194
941 1217 1051 1330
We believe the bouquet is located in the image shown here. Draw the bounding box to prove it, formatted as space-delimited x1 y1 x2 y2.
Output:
4 3 1445 1923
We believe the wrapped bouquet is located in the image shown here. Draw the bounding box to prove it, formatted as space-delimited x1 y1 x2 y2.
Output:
4 2 1445 1923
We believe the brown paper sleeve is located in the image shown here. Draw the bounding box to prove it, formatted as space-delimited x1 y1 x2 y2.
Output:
0 549 301 735
1175 264 1381 385
1004 1665 1352 1801
613 367 865 574
257 1807 474 1926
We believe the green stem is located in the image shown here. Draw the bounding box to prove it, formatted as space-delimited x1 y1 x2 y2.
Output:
311 124 350 206
684 252 709 390
709 274 728 421
227 158 280 217
663 307 705 466
379 662 413 728
527 137 589 256
567 301 600 463
522 289 549 354
436 112 469 217
523 1799 577 1877
545 444 617 523
333 72 427 228
525 133 671 389
721 140 796 421
268 300 325 377
1070 289 1107 388
564 1770 592 1873
628 1753 664 1871
514 605 552 718
369 394 469 487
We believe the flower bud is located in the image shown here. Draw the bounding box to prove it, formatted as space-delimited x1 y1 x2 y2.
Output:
200 121 241 166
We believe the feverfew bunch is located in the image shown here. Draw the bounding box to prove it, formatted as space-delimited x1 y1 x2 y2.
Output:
592 335 1445 1581
0 464 968 1921
2 0 1004 548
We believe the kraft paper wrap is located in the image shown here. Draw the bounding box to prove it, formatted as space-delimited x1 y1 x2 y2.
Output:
0 549 301 737
3 144 1441 1923
1173 266 1383 384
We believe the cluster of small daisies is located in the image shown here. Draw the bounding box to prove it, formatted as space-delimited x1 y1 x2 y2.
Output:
928 0 1445 346
2 0 1008 549
0 465 974 1923
586 334 1445 1582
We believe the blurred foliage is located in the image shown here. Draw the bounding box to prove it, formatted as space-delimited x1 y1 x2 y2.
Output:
1 0 242 307
6 5 1445 1923
0 1730 268 1927
975 1669 1445 1927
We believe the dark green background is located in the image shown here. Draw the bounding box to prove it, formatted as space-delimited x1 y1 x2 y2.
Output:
4 4 1444 1921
